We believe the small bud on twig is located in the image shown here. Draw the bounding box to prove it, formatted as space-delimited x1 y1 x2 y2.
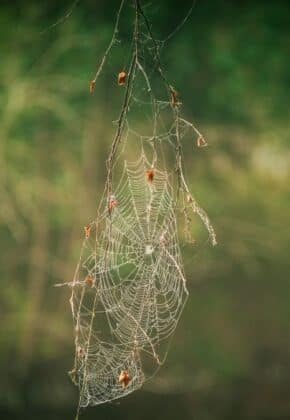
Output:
84 224 91 239
108 195 117 214
118 71 127 86
85 275 95 287
197 136 207 148
145 168 155 183
118 370 131 388
89 80 96 93
170 88 179 107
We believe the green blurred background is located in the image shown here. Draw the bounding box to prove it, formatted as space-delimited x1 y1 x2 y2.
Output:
1 0 289 419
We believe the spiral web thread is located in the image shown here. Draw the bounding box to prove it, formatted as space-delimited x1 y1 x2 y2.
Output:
58 0 217 415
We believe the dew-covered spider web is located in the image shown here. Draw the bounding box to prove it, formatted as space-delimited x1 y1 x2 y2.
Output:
68 153 189 407
58 0 217 416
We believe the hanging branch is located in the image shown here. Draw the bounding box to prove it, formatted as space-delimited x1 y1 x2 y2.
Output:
65 2 218 417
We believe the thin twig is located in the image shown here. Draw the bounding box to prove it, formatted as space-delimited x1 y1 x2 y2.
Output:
91 0 126 84
162 0 197 43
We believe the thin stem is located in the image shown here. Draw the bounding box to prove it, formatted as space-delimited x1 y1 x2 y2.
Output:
105 0 139 196
135 0 172 93
92 0 126 83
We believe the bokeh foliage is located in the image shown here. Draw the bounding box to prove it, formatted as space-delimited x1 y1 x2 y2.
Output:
0 1 289 419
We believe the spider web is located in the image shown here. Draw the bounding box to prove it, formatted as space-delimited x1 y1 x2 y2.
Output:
57 0 217 414
69 152 188 406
